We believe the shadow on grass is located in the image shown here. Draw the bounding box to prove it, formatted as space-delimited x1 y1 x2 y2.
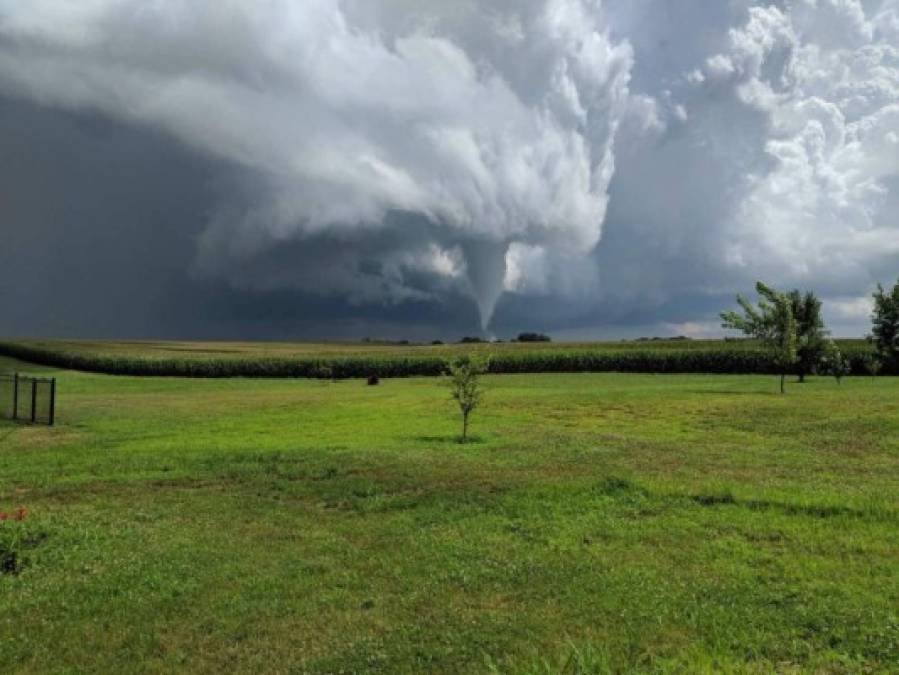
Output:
414 434 488 446
685 389 782 396
592 478 891 522
690 493 883 520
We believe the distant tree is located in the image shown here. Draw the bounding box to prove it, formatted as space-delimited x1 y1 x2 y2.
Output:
721 282 798 394
822 340 851 384
447 356 487 443
516 332 552 343
871 280 899 369
636 336 691 342
861 353 883 379
788 290 829 383
459 336 486 344
431 340 445 346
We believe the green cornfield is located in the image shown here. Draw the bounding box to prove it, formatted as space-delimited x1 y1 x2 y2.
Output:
0 338 884 379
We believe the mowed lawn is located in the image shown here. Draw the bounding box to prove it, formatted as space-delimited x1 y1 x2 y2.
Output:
1 355 898 674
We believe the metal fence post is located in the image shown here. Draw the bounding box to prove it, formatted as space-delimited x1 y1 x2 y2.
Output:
30 378 37 423
49 378 56 426
12 373 18 421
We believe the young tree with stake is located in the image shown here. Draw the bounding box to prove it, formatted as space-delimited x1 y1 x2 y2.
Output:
721 282 798 393
447 356 487 443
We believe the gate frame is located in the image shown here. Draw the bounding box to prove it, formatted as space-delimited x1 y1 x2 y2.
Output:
2 373 56 426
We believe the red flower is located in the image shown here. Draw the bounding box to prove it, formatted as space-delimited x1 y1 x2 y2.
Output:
0 512 7 521
13 508 26 521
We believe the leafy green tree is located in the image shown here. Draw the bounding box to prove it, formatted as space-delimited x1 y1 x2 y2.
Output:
721 282 798 393
822 340 851 384
871 280 899 370
447 356 487 443
788 290 828 383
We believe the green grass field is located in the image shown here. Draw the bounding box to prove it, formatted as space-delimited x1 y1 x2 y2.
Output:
2 353 898 673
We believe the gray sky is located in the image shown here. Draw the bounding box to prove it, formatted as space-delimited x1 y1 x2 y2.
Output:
1 0 897 341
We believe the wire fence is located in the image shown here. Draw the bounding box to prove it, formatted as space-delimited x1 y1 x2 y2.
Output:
0 374 56 425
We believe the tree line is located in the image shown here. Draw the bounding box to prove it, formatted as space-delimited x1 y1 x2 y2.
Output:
722 279 899 393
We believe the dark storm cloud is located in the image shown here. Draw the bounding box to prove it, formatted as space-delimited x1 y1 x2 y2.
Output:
0 0 897 340
0 97 213 338
0 98 480 340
